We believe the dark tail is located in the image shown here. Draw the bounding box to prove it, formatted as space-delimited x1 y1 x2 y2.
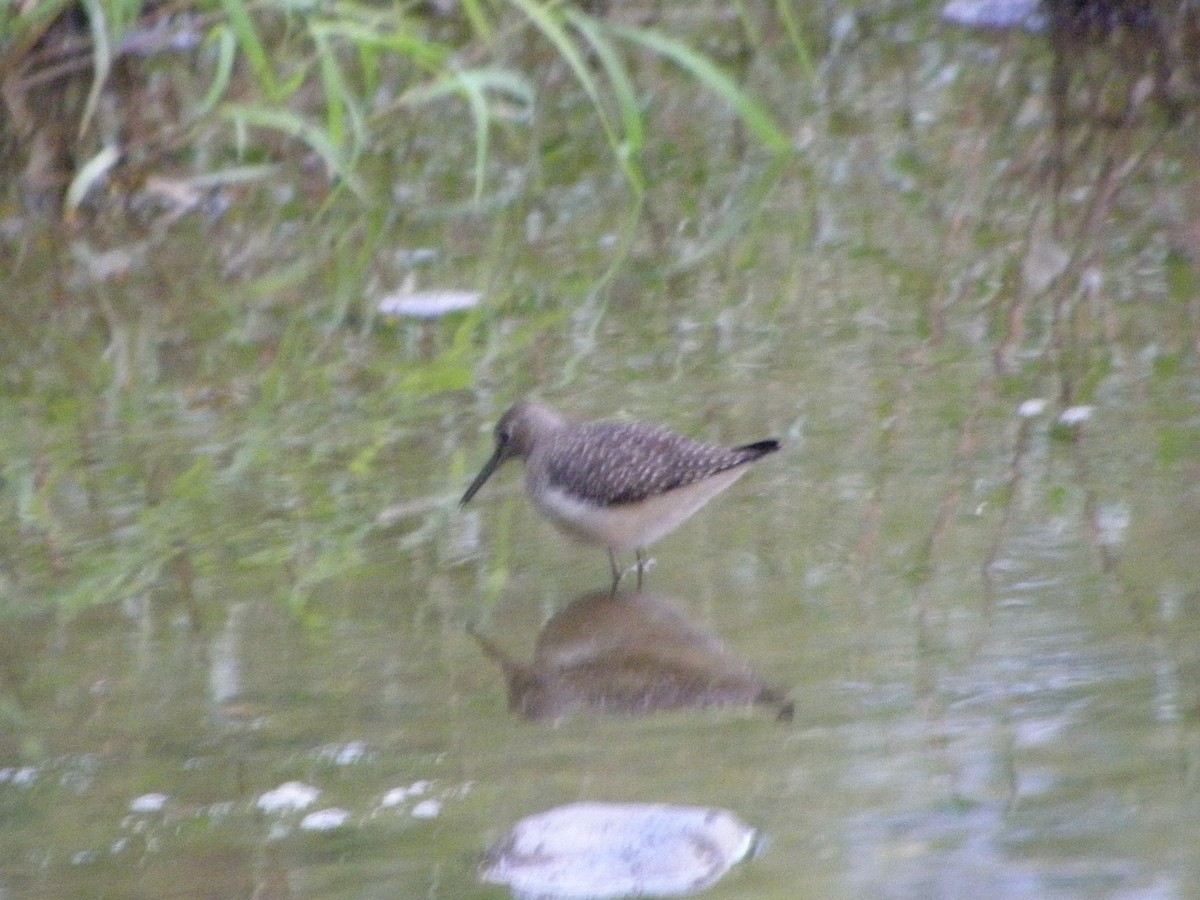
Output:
735 439 781 461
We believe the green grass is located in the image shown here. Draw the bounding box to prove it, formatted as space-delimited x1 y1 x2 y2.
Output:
3 0 800 212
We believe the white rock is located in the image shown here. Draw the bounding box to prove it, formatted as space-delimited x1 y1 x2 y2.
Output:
257 781 320 814
300 808 350 831
129 793 168 813
411 799 442 819
1017 398 1047 418
1059 405 1095 426
481 802 757 899
378 290 480 319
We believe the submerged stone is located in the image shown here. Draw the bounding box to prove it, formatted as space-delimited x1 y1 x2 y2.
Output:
480 802 757 899
377 289 481 318
300 808 350 831
129 792 168 813
942 0 1046 30
256 781 320 814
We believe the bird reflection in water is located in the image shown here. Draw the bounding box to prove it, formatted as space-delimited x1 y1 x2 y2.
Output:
470 591 793 723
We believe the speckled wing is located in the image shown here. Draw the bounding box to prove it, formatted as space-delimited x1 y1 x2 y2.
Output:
540 422 779 508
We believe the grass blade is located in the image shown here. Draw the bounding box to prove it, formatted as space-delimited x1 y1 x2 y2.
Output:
310 16 448 71
221 104 366 197
197 24 238 117
403 67 535 201
77 0 111 138
504 0 636 186
219 0 281 100
606 21 792 154
774 0 816 82
567 11 645 197
64 144 121 220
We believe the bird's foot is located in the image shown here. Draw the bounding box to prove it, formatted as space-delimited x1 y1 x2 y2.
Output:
607 552 656 594
633 553 656 591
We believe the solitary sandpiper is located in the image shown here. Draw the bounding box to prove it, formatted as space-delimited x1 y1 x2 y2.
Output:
460 401 780 588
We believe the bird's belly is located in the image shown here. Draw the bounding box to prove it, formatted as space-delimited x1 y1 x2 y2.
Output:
531 467 751 552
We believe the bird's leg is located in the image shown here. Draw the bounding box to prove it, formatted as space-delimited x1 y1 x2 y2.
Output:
608 549 623 594
609 551 655 593
634 550 656 590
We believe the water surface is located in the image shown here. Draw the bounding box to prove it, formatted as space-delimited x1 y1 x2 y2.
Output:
2 2 1199 898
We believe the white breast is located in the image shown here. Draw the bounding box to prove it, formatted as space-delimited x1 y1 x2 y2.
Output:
531 466 752 552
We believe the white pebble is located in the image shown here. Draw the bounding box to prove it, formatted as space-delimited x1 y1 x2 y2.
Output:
300 808 350 831
335 742 366 766
411 799 442 819
1017 398 1047 418
1058 405 1094 426
129 793 168 813
257 781 320 814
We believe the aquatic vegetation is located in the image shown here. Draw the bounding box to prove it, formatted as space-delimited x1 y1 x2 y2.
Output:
0 0 796 215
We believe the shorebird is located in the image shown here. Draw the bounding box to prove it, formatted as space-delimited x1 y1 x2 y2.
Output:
460 401 780 588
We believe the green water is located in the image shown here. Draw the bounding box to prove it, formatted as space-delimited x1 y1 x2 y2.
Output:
2 2 1199 898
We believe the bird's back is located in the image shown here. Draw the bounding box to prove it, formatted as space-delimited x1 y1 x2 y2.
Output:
536 421 779 508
